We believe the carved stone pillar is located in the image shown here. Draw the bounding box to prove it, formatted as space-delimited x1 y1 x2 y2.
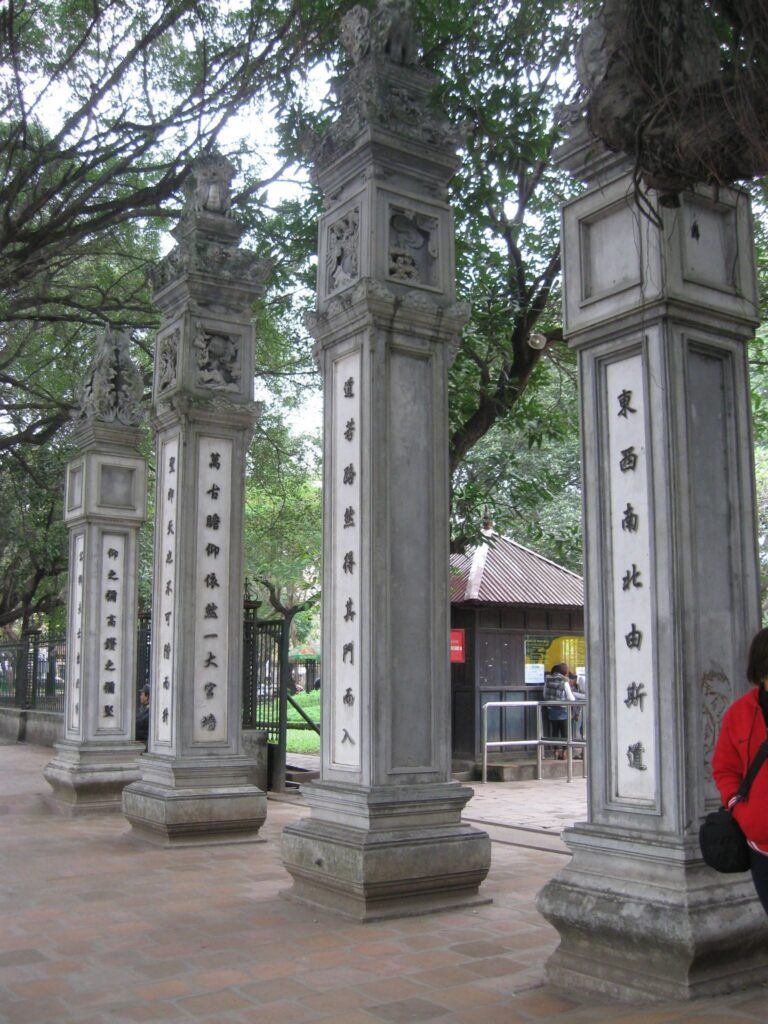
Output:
122 155 270 845
281 1 491 920
536 124 768 1000
44 329 147 813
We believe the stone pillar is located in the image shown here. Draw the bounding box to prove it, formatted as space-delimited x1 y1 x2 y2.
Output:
281 1 491 921
122 155 269 845
536 125 768 1000
44 329 147 813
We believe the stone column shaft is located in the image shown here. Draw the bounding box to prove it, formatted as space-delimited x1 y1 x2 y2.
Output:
536 131 768 1000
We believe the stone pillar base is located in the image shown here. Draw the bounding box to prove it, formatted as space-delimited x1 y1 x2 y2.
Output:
537 824 768 1002
281 781 491 921
43 740 144 814
121 754 266 846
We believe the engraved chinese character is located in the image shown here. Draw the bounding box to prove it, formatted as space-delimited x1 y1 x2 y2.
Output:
77 574 83 584
205 573 220 589
206 513 221 530
104 638 117 651
617 389 637 418
104 705 115 717
167 487 175 502
76 653 81 665
204 603 218 619
104 659 115 671
341 728 355 744
624 682 647 711
342 641 354 664
201 714 217 731
167 520 174 535
625 623 643 650
209 452 221 470
622 564 643 591
107 548 119 559
206 543 220 558
343 506 355 529
165 550 173 564
206 483 220 500
78 550 84 562
342 551 355 574
164 611 171 624
203 651 218 668
105 590 117 602
168 456 176 474
344 598 355 622
343 687 354 706
620 446 638 473
344 418 355 441
107 569 119 580
163 642 171 659
162 676 170 690
75 677 80 689
103 681 115 694
621 503 639 533
343 464 356 485
343 377 354 398
627 741 648 770
165 580 173 596
106 614 116 627
162 707 169 723
204 682 217 699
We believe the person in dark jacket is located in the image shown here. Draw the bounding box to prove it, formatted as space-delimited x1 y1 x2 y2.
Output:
544 663 574 760
135 684 150 746
712 627 768 915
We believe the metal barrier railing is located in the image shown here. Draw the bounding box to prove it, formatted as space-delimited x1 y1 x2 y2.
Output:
481 700 587 784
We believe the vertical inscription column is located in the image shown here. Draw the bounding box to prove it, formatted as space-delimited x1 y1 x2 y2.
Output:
606 358 657 798
332 359 361 768
44 328 147 814
281 1 490 921
122 154 270 846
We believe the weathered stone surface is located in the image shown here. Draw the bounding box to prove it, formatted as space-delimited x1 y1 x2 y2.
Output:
43 740 143 815
281 0 490 917
537 124 768 1000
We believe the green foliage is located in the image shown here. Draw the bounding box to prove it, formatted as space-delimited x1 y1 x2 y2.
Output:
286 728 320 755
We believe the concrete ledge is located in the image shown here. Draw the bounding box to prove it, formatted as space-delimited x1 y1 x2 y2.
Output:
0 708 64 747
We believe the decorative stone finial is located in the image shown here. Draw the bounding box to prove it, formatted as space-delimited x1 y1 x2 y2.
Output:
182 153 235 219
340 0 420 67
78 327 145 426
311 0 459 170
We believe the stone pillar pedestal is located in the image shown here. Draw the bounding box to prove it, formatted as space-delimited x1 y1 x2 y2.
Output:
44 331 147 813
122 155 269 846
281 2 490 920
536 127 768 1000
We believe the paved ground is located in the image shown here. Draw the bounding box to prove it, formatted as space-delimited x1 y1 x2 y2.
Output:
1 743 767 1024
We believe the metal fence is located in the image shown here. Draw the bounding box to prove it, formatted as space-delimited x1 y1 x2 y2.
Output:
481 699 588 784
0 631 68 712
1 612 308 731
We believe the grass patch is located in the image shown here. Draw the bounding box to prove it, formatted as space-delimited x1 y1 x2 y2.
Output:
286 728 320 755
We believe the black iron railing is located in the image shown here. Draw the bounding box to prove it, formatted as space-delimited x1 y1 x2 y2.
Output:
0 631 67 712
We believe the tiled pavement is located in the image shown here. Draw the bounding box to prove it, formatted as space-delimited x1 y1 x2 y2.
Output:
1 744 767 1024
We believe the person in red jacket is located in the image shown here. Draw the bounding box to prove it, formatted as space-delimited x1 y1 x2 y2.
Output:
712 627 768 914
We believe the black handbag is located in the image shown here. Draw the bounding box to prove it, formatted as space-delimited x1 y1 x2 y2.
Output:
700 738 768 873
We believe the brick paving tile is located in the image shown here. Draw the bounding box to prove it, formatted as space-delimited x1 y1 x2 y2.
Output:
507 988 581 1016
665 1017 763 1024
450 1008 530 1024
461 955 525 979
356 978 433 1002
0 948 48 967
1 995 71 1023
138 977 202 1001
237 1000 323 1024
299 987 379 1013
406 966 487 989
238 977 315 1003
175 990 255 1015
114 1002 194 1022
448 940 512 959
398 935 456 951
427 981 509 1011
395 950 469 971
313 1012 381 1024
366 996 453 1022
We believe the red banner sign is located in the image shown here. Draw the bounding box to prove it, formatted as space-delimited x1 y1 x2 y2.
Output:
450 629 466 663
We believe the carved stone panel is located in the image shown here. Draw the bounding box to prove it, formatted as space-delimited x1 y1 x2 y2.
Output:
66 531 85 738
194 323 241 392
388 205 440 288
327 208 360 295
156 328 179 395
